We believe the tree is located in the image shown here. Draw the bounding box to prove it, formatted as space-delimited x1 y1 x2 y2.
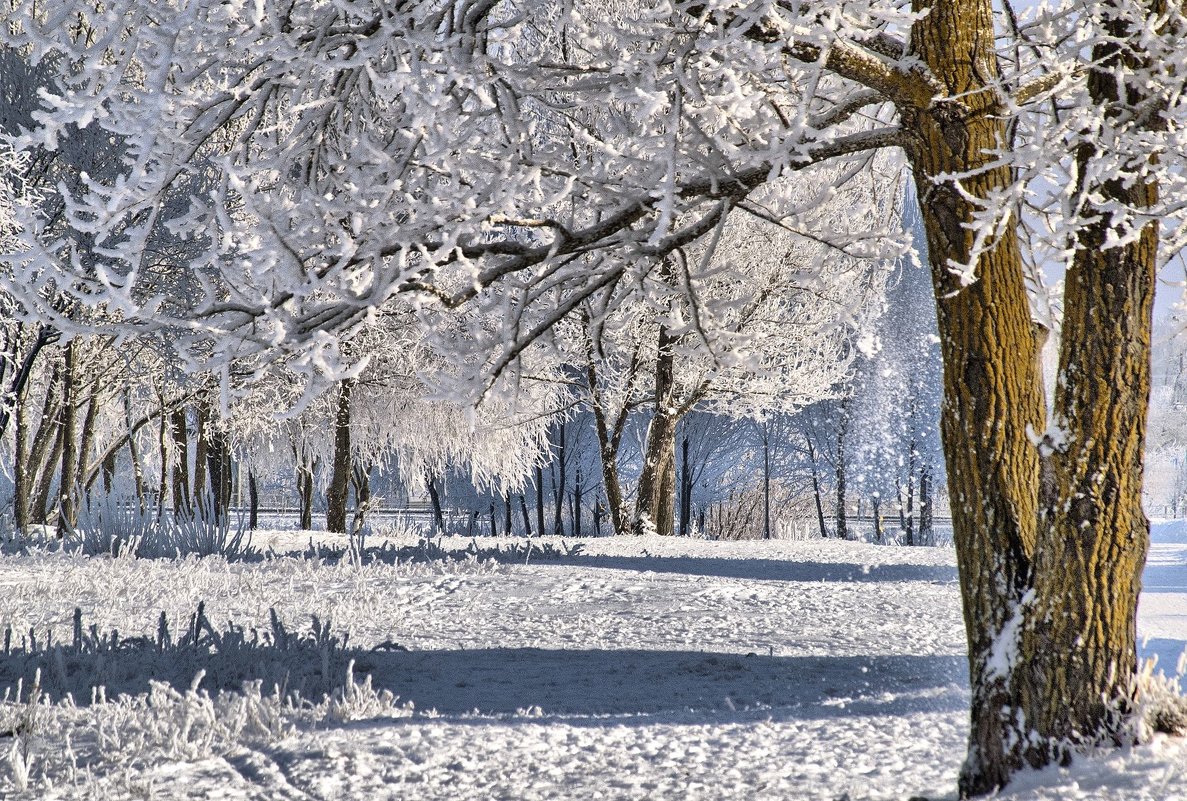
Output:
5 1 1187 795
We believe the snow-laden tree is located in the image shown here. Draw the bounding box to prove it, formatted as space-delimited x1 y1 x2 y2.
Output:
4 0 1187 793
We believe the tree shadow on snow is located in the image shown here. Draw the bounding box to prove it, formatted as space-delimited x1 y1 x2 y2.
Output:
0 606 966 724
558 554 959 585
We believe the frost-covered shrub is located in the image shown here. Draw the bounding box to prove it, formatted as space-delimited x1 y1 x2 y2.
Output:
65 497 254 560
141 511 254 560
66 496 155 557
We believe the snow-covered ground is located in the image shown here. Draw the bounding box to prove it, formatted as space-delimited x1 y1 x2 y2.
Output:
0 525 1183 800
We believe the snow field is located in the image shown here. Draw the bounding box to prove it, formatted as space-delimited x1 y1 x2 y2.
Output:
0 532 1182 799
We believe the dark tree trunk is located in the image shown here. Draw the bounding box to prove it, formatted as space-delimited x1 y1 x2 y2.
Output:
489 501 497 537
762 428 771 540
535 465 545 539
805 433 828 539
572 468 582 538
552 422 566 536
192 403 208 516
57 342 78 533
426 471 446 534
206 426 232 522
504 490 513 536
248 470 259 530
918 464 933 546
326 380 353 533
519 493 532 537
834 400 849 541
679 433 693 537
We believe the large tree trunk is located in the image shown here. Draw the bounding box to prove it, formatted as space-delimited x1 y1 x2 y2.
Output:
326 380 352 533
907 0 1046 791
1015 4 1160 764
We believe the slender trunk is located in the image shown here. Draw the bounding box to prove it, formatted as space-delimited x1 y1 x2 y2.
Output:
13 376 29 532
594 497 603 536
679 433 692 537
33 419 64 526
573 469 582 538
0 325 56 440
206 426 232 522
873 494 883 545
519 493 532 537
835 403 849 541
762 429 771 540
806 434 828 539
489 501 497 537
248 470 259 530
504 490 513 537
73 391 100 513
326 380 353 533
170 408 190 516
351 463 371 533
192 403 208 516
535 465 545 538
56 343 78 532
552 422 566 536
919 464 933 546
426 470 445 533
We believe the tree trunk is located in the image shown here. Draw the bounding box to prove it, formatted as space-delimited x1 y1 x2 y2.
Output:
634 325 678 536
426 470 445 533
170 408 190 516
762 428 771 540
834 401 849 541
326 380 353 533
1015 5 1161 765
73 391 100 514
248 469 259 530
806 433 828 539
905 1 1047 790
294 447 315 531
552 422 566 536
535 465 545 539
504 490 513 537
56 342 78 533
872 494 883 545
572 469 582 538
13 373 29 532
351 463 371 533
206 425 232 522
679 432 693 537
519 493 532 537
33 417 64 526
192 403 208 516
918 464 933 546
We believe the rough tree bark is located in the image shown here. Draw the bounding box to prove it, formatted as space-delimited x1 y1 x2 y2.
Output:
1016 0 1162 767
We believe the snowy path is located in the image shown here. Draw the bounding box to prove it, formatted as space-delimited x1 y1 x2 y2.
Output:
0 533 1183 799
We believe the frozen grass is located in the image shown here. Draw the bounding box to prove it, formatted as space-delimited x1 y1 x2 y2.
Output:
0 532 1181 799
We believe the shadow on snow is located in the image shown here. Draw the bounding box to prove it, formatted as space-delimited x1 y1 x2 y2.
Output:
0 606 966 724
